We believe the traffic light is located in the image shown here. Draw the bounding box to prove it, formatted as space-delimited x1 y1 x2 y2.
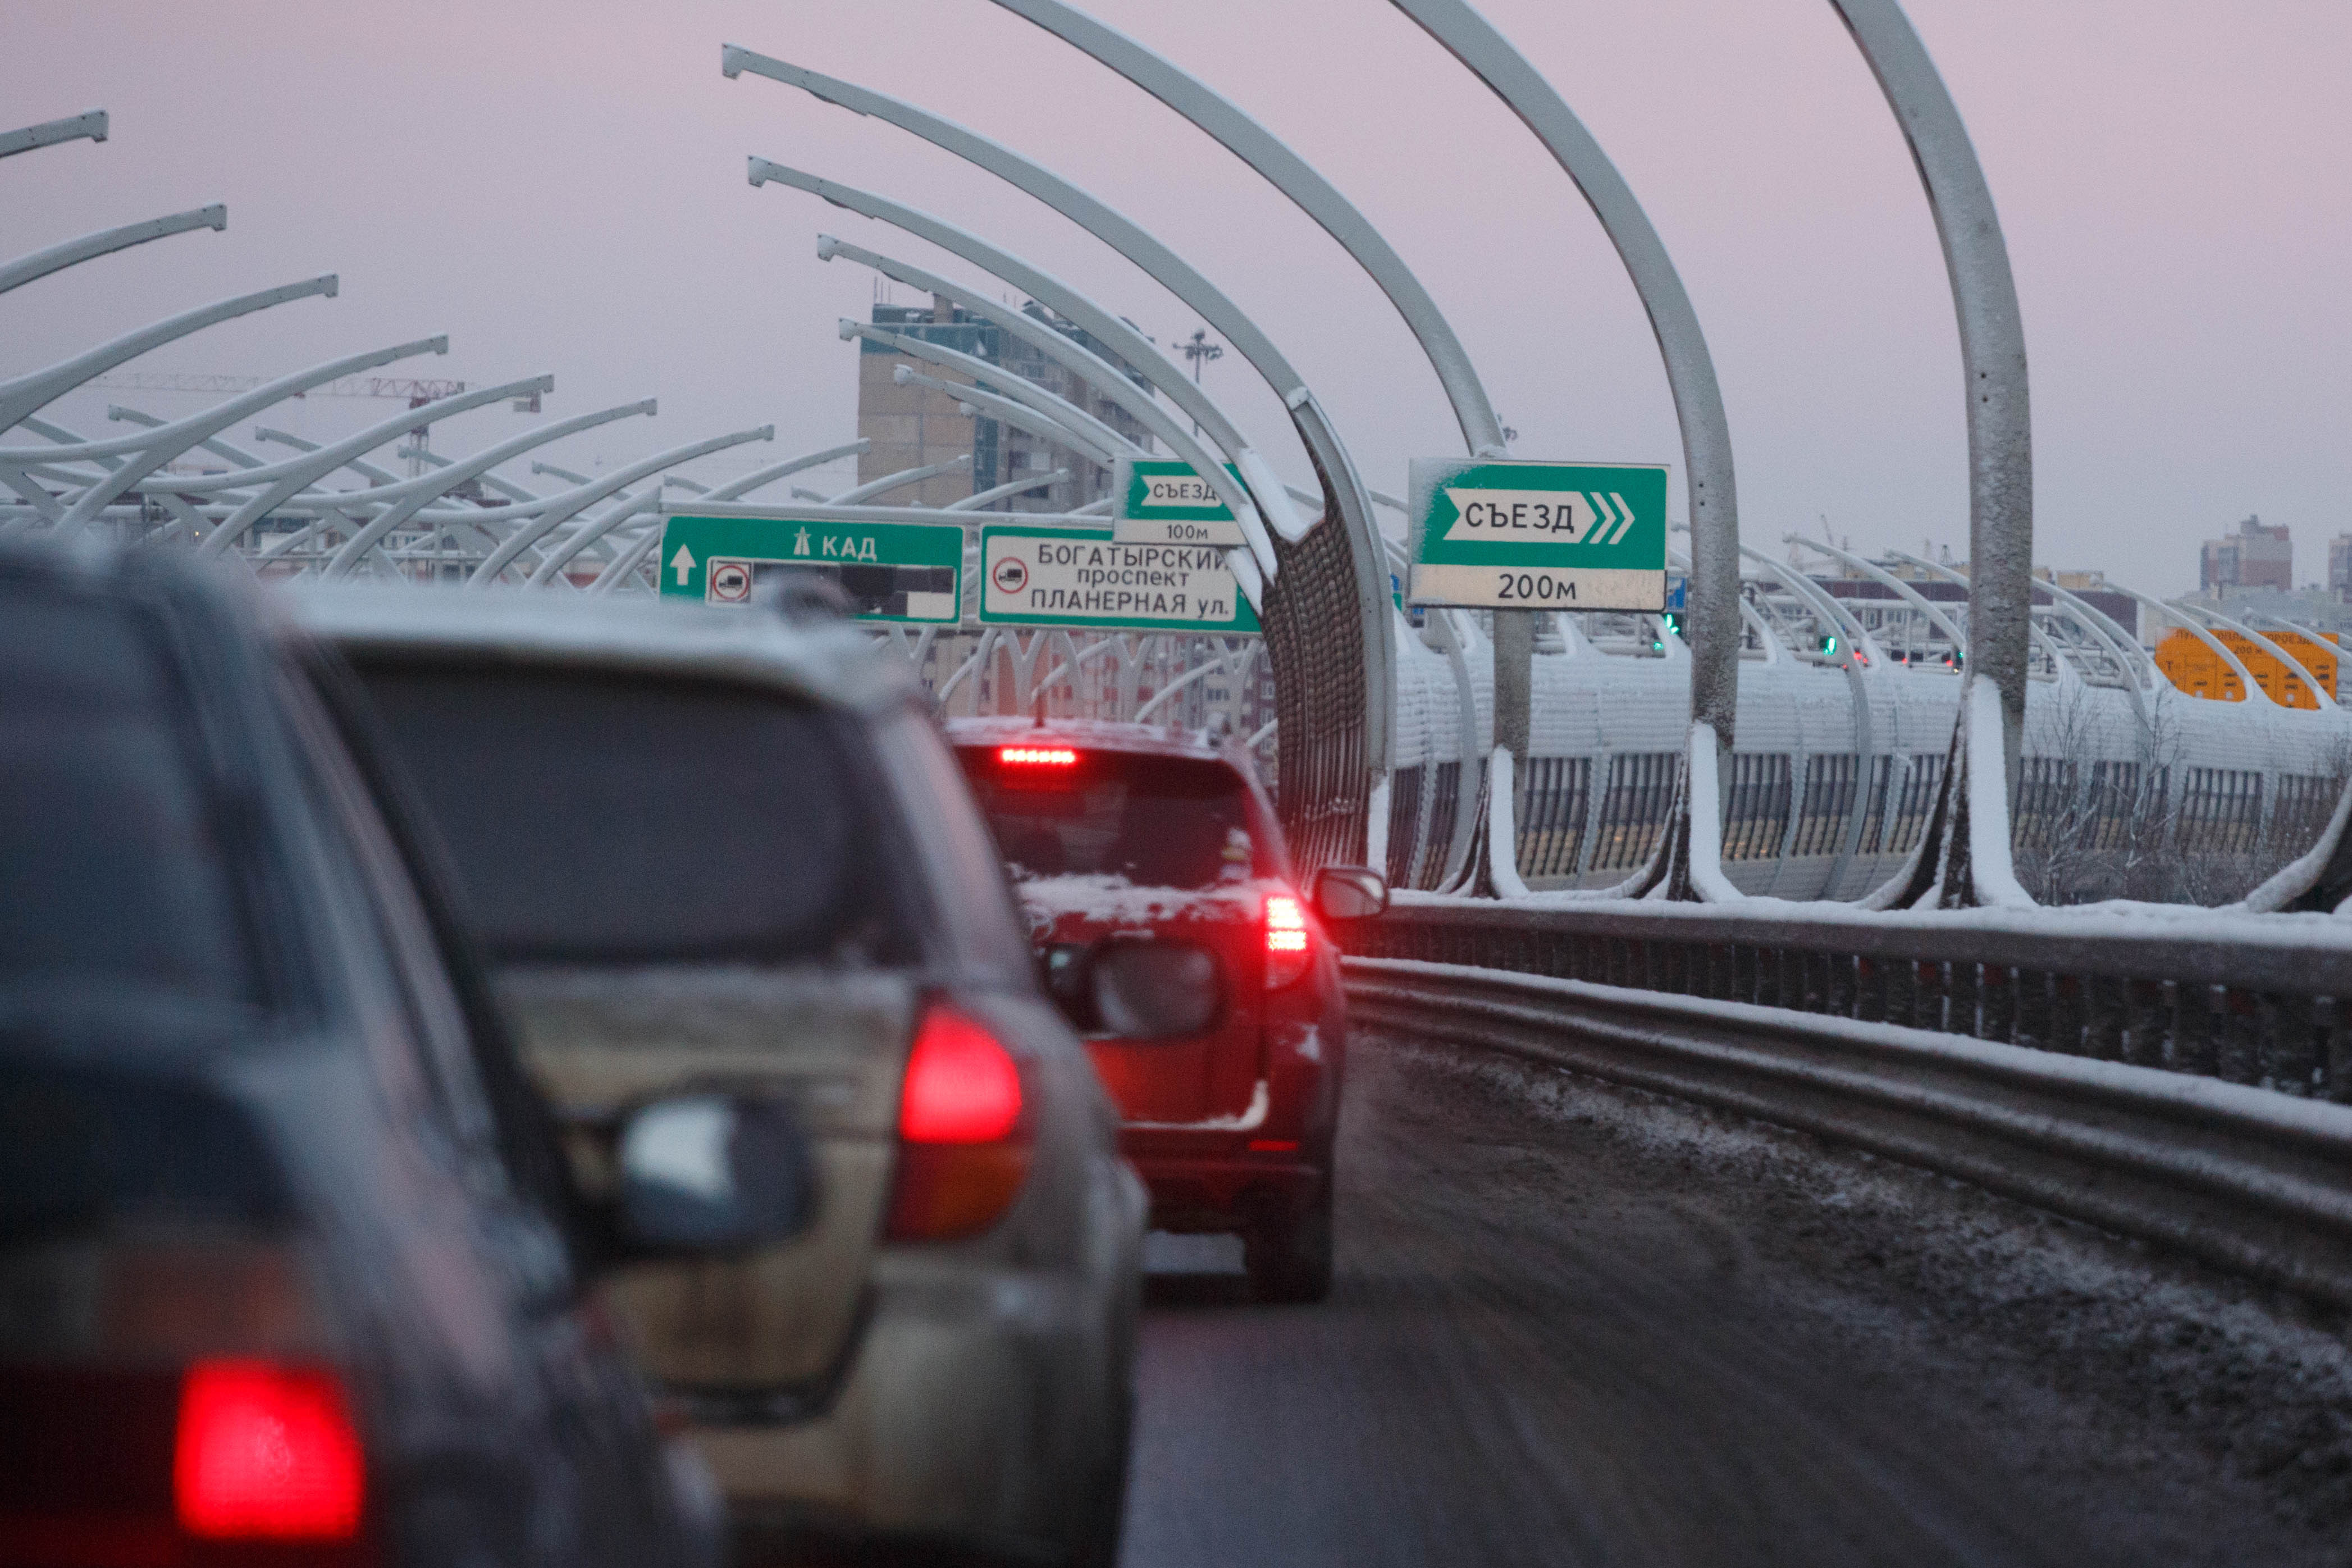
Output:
1820 633 1840 656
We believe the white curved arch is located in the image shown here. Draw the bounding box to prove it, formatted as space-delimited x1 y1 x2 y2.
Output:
894 365 1132 467
722 45 1391 769
828 452 968 505
948 467 1070 512
846 320 1139 466
0 275 337 436
32 338 451 536
784 188 1304 547
0 111 107 160
323 399 659 579
197 375 551 557
750 162 1279 574
797 223 1277 581
251 426 406 490
529 437 876 586
0 204 225 296
978 1 1506 457
469 423 775 587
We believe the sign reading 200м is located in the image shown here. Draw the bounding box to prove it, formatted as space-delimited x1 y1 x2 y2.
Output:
981 525 1259 635
1406 456 1668 612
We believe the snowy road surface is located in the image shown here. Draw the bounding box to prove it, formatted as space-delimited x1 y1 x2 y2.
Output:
1118 1032 2352 1567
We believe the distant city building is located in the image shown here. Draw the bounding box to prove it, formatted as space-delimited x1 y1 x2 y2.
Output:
2329 533 2352 601
853 295 1155 512
2199 513 2291 595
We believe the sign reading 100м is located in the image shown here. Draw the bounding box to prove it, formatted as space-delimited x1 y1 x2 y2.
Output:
1406 457 1668 612
1112 456 1246 547
981 525 1259 635
657 509 963 623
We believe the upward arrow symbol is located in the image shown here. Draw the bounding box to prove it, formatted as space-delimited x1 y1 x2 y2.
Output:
670 543 696 586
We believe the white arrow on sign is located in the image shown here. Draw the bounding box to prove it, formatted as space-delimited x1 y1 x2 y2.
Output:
670 543 695 586
1604 492 1636 546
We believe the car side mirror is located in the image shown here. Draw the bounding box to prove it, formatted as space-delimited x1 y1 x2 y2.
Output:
1310 865 1389 922
615 1092 817 1254
1091 939 1222 1039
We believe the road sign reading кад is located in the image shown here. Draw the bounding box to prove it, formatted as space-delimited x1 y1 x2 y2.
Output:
1406 457 1668 612
1111 455 1247 547
980 525 1260 634
657 509 963 624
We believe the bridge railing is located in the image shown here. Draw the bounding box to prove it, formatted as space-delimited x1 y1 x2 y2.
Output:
1345 894 2352 1102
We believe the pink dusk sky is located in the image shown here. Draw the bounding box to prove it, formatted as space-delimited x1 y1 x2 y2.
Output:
4 0 2346 595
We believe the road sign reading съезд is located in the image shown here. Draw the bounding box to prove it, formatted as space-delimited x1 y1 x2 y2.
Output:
1111 455 1248 547
980 525 1260 634
1406 457 1668 611
657 509 963 623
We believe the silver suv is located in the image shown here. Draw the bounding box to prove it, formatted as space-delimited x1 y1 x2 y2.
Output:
289 586 1145 1566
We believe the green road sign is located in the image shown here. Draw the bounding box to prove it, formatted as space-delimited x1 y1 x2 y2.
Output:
1112 456 1246 547
980 525 1260 634
658 510 963 623
1406 457 1669 611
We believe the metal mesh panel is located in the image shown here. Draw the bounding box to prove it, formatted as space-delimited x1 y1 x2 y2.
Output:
2269 774 2339 863
1722 753 1794 861
2012 757 2078 856
1857 755 1894 855
1884 754 1947 854
1515 756 1590 880
2181 768 2264 856
1261 486 1369 874
1791 754 1856 858
1385 765 1425 888
1418 762 1463 890
1591 752 1680 872
2088 761 2142 852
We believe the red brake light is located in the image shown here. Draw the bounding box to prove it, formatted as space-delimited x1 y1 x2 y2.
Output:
175 1359 364 1541
887 1005 1033 1242
999 745 1078 767
899 1007 1024 1144
1264 893 1314 988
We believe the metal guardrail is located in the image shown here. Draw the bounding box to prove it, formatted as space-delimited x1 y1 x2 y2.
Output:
1346 896 2352 1102
1346 958 2352 1310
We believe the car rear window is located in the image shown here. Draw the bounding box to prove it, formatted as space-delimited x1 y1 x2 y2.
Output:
956 745 1264 890
0 1063 290 1246
350 663 917 966
0 593 254 1009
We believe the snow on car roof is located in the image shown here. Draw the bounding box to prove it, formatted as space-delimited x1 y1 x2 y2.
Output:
278 582 916 712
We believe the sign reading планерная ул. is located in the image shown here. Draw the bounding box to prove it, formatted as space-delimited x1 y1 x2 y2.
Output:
980 525 1259 634
1406 457 1669 612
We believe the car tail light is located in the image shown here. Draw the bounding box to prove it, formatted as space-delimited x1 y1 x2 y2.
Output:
998 745 1078 767
0 1240 371 1567
1264 892 1314 989
176 1360 366 1540
885 1004 1033 1242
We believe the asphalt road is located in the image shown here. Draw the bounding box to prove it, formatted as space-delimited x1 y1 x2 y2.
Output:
1117 1032 2352 1568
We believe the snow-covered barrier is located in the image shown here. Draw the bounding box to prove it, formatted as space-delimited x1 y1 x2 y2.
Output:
1346 895 2352 1101
1348 958 2352 1309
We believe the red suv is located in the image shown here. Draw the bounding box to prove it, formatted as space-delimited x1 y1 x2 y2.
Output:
948 719 1387 1302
